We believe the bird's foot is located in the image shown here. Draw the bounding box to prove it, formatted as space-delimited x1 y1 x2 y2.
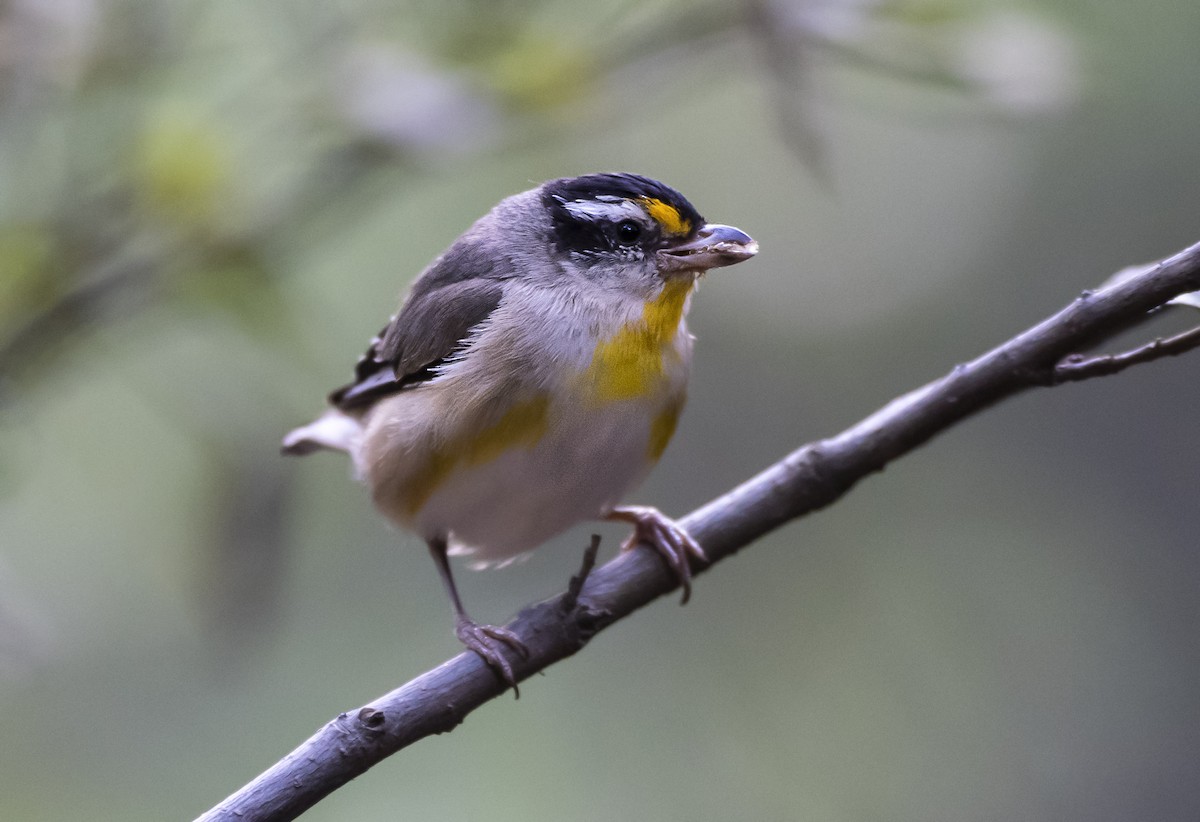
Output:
606 505 707 604
455 616 529 696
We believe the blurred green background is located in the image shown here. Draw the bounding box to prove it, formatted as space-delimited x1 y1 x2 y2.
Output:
2 0 1199 819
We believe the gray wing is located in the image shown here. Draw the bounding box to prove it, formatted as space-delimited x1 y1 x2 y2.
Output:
330 276 504 410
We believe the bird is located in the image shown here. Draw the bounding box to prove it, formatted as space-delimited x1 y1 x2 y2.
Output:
282 172 757 689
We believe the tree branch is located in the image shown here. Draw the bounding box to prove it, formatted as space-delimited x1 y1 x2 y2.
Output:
1052 320 1200 382
197 240 1200 822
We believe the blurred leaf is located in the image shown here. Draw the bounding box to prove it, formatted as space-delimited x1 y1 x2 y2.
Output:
172 251 289 342
0 225 56 325
484 33 595 111
134 104 233 233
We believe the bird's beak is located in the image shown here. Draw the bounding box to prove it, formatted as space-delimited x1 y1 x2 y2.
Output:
658 223 758 274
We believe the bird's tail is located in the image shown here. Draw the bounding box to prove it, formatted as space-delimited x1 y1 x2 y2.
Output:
281 410 362 456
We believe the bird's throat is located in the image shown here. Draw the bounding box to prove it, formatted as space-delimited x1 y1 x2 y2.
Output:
582 277 693 403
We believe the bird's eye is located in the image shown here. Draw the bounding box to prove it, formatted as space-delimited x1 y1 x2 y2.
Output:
615 220 642 245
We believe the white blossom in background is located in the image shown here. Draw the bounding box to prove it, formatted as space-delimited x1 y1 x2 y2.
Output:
5 0 99 91
762 0 1081 116
337 46 500 156
952 10 1081 114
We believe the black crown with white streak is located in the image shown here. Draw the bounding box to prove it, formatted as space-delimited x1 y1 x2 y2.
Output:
542 173 704 257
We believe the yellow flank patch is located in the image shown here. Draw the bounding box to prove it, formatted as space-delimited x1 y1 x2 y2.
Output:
647 395 685 462
401 394 550 517
584 278 693 403
639 197 691 236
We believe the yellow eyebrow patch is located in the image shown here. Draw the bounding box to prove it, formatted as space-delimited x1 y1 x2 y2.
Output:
639 197 691 236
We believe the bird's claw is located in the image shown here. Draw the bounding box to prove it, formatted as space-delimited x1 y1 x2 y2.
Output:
455 616 529 696
608 505 706 604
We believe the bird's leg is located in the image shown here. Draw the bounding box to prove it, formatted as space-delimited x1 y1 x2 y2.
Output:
604 506 707 605
427 537 529 694
559 534 602 614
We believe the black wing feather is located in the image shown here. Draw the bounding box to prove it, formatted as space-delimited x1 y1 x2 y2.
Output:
329 234 513 410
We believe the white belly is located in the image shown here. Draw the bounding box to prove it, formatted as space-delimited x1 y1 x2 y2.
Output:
415 397 664 563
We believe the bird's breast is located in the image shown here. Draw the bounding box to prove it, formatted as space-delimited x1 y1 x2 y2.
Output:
578 277 695 404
